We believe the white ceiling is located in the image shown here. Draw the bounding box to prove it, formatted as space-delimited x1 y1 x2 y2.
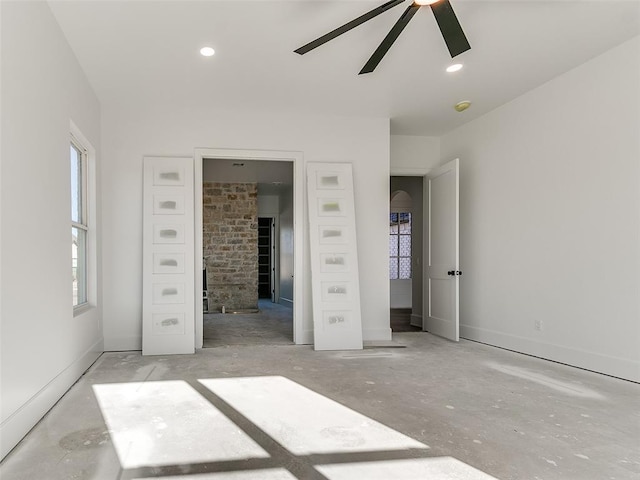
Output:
48 0 640 136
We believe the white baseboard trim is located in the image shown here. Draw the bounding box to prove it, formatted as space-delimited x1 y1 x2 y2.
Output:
0 340 103 460
460 325 640 383
363 327 393 342
410 314 423 328
279 298 293 308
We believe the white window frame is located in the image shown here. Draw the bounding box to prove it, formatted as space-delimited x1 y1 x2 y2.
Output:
71 136 88 308
70 121 96 314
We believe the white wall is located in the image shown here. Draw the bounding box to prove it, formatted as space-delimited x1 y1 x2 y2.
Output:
390 135 440 173
101 107 390 349
0 1 103 459
440 36 640 382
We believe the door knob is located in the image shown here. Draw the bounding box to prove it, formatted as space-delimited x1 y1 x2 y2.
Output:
448 270 463 276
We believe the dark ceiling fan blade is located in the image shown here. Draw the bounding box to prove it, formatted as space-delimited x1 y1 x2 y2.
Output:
359 4 420 75
294 0 405 55
430 0 470 58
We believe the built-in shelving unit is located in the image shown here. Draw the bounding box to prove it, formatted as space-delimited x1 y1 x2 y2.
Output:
258 217 272 299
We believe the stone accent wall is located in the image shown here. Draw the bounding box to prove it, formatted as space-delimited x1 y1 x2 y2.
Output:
203 182 258 311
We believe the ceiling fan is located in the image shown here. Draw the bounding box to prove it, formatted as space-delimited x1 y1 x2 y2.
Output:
294 0 470 74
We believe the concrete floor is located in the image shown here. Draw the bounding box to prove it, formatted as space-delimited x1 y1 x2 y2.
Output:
203 300 293 348
1 333 639 479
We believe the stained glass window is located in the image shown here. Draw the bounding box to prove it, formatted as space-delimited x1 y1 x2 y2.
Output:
389 212 411 279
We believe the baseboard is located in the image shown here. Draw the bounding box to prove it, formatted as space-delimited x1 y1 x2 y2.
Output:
279 298 293 308
410 314 423 328
460 325 640 383
0 340 103 460
363 327 393 342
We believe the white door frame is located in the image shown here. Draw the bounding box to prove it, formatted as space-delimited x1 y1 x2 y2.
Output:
390 167 431 331
194 148 304 348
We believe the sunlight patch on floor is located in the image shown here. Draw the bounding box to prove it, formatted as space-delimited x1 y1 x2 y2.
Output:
93 376 500 479
93 381 269 469
132 469 296 480
199 376 428 455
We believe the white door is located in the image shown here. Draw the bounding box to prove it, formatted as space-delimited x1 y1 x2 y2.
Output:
425 158 460 341
142 157 195 355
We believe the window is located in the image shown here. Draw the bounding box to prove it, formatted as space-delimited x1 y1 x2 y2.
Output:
389 212 411 279
71 137 88 306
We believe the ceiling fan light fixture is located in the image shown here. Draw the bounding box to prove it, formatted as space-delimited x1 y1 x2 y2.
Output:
295 0 470 74
446 63 463 73
200 46 215 57
454 100 471 112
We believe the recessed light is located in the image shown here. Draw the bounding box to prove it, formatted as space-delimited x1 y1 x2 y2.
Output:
446 63 463 73
454 101 471 112
200 47 215 57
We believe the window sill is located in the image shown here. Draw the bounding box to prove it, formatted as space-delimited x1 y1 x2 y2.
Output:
73 303 93 317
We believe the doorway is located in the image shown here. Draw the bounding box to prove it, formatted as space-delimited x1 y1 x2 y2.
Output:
390 159 461 341
390 176 424 332
195 150 303 348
